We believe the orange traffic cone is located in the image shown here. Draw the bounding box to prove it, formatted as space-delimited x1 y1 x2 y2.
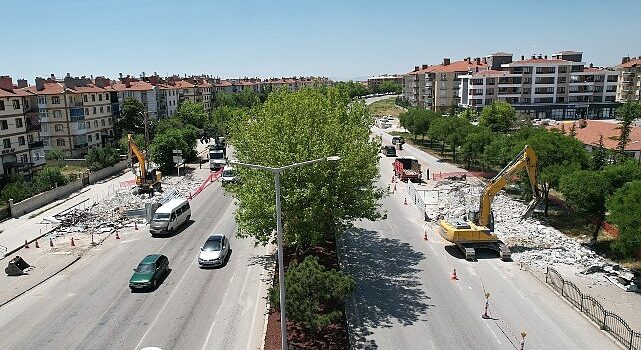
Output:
451 269 458 280
35 239 40 248
404 198 408 205
49 238 54 247
423 230 428 241
135 221 139 230
115 231 120 240
70 237 75 247
24 240 29 249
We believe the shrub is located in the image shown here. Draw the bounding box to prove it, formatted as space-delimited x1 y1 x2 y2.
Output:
269 256 355 332
85 147 120 171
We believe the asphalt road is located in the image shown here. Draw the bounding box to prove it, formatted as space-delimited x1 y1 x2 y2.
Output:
0 178 270 350
340 128 619 349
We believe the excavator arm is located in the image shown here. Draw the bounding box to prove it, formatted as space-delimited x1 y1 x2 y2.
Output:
477 145 540 227
128 134 146 180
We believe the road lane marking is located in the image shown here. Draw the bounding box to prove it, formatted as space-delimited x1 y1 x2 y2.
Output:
200 270 238 350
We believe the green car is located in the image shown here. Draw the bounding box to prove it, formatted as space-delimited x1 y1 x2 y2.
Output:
129 254 169 291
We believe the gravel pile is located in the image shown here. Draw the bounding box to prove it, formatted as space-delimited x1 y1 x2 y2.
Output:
428 180 639 289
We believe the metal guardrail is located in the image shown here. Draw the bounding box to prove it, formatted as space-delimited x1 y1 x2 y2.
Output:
407 182 427 220
546 267 641 349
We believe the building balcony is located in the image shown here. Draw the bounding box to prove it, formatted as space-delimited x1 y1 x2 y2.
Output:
73 143 88 149
26 123 41 132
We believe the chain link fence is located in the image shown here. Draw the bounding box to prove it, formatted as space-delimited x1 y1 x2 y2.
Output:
546 267 641 349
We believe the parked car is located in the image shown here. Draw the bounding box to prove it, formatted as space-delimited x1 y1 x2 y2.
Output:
382 145 397 157
198 234 230 267
129 254 169 291
149 198 191 236
221 165 237 184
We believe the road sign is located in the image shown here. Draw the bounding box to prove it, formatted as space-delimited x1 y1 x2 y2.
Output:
172 149 183 164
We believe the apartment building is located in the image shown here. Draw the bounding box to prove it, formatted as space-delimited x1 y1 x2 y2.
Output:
113 75 158 119
616 56 641 102
26 75 116 157
367 74 402 91
157 80 181 118
403 58 487 112
459 51 619 119
0 76 45 176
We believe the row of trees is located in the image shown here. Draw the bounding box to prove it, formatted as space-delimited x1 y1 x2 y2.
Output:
334 80 401 99
1 167 69 203
399 100 641 257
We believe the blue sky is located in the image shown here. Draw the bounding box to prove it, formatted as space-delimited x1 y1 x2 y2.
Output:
2 0 640 81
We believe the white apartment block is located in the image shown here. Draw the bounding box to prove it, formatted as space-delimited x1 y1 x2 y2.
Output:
113 76 158 120
0 76 45 176
616 56 641 102
459 51 619 120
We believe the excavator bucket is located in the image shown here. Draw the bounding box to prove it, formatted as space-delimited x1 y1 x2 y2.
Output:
520 197 540 221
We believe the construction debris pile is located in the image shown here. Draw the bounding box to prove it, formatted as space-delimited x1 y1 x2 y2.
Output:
427 180 640 290
45 172 205 240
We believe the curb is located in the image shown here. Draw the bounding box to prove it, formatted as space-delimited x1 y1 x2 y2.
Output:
0 255 81 309
2 225 59 260
260 243 276 350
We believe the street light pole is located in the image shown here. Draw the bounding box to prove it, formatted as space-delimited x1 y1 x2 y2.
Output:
230 155 340 350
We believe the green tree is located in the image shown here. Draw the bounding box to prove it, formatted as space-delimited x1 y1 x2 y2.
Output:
175 100 208 129
590 134 608 170
1 176 33 202
334 81 369 99
458 108 478 122
606 180 641 257
150 126 198 174
269 256 355 331
33 167 68 192
229 87 384 252
213 91 237 108
118 97 146 135
45 148 65 161
85 147 120 171
479 100 517 133
614 101 641 161
428 116 449 155
560 170 610 243
461 126 494 169
443 116 471 162
376 80 402 94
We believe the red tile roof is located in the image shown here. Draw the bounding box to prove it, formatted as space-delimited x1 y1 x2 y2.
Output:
24 82 65 95
112 81 154 91
549 120 641 151
426 59 487 73
617 57 641 69
0 87 34 97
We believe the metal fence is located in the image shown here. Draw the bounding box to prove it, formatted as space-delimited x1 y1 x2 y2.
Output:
546 267 641 349
407 181 427 220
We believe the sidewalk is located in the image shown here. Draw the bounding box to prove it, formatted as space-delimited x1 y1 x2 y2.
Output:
0 170 135 256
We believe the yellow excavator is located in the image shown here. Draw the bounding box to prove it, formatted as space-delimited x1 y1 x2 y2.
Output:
439 145 540 261
128 134 162 193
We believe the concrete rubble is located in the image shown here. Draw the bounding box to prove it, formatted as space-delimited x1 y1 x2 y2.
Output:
428 179 640 291
46 172 204 240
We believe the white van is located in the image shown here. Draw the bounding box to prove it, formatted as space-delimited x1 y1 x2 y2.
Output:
221 165 237 184
149 198 191 236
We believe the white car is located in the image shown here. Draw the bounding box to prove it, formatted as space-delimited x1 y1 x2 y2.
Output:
221 165 237 184
198 234 230 267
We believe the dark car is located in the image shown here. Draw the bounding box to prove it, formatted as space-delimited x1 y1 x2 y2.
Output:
382 145 397 157
129 254 169 291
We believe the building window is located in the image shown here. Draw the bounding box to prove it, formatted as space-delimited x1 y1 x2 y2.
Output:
107 105 111 112
96 133 100 140
3 138 11 149
42 124 48 132
105 93 110 101
108 118 112 125
0 101 4 110
0 120 7 129
69 96 74 104
91 94 96 102
99 94 103 101
84 95 88 102
27 134 33 143
13 100 20 109
88 135 92 142
93 107 96 114
101 119 106 126
51 96 60 105
85 108 89 115
18 136 25 146
94 120 98 128
53 110 62 118
57 139 66 147
100 106 104 113
15 118 23 128
85 121 90 128
55 124 63 132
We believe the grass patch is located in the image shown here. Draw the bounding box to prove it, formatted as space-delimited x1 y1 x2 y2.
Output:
368 97 405 117
60 165 88 179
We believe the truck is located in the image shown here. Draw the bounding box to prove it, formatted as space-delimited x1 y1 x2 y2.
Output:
209 149 226 170
438 145 540 261
393 156 422 182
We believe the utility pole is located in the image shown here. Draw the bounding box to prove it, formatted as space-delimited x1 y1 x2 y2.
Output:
143 111 149 169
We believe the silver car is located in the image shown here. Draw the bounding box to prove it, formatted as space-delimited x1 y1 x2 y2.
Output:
198 234 230 267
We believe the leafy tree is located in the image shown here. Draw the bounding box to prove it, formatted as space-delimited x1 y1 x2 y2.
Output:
560 170 610 244
591 134 608 170
602 160 641 190
375 80 402 94
395 96 410 108
45 148 65 161
428 116 449 155
118 134 145 154
33 167 68 192
606 180 641 257
458 108 478 122
85 147 120 171
479 100 516 133
399 108 436 141
213 91 237 108
443 116 471 161
175 100 208 129
334 81 369 99
118 97 146 135
269 256 355 331
461 126 494 169
1 176 33 202
150 126 198 174
614 101 641 161
229 87 384 252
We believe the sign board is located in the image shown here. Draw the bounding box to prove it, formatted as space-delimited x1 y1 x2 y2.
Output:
172 149 183 164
